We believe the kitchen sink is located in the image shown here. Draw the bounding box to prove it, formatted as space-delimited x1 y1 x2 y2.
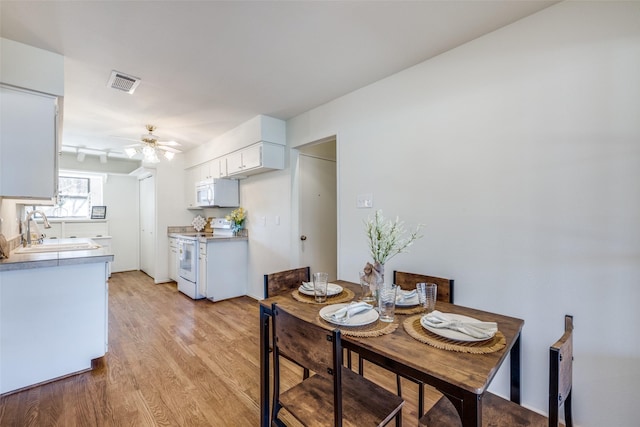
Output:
15 242 102 254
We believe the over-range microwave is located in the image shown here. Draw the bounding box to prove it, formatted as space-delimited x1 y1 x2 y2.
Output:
195 178 239 208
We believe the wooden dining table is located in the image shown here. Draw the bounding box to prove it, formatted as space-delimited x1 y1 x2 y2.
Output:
259 280 524 427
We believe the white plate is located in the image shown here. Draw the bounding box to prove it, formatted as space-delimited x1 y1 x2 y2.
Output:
396 293 420 307
420 313 495 342
320 303 379 327
298 283 343 296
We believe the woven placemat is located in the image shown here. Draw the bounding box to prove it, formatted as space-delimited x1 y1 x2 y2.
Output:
403 315 506 354
318 316 399 337
395 305 425 315
292 288 355 305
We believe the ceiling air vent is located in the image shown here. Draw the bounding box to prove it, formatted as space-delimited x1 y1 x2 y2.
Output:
107 70 141 94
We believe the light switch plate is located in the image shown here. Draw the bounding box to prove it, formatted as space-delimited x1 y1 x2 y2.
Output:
356 193 373 208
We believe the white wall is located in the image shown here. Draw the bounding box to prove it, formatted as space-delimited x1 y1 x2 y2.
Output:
152 155 194 283
103 174 139 273
286 2 640 426
240 169 291 299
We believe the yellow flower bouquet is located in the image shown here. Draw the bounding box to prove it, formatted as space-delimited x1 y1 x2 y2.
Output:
226 207 246 233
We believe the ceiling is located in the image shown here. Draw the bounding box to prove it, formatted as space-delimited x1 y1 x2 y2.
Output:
1 1 556 160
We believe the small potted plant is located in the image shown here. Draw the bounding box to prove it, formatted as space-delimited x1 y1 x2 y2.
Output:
226 207 246 236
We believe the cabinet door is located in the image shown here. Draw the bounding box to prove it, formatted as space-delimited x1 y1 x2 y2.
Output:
198 253 207 297
199 162 212 180
241 145 262 170
168 238 178 281
226 151 244 175
0 85 57 198
209 158 228 178
184 167 200 208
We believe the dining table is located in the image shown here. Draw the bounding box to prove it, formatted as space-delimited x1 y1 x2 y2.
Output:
259 280 524 427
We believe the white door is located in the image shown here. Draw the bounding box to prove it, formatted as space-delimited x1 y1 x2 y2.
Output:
299 149 337 280
139 175 155 278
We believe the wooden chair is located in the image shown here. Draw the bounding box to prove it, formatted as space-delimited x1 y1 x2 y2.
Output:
393 270 454 305
264 266 310 299
358 270 454 421
264 266 311 380
419 314 574 427
271 303 404 427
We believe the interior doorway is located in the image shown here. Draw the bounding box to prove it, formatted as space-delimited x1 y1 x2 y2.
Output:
297 137 337 281
139 174 155 278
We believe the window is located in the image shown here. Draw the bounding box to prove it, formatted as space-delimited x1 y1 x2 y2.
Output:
43 172 104 218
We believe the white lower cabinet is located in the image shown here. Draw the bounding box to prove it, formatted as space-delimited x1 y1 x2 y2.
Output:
168 237 178 281
203 239 248 302
0 262 108 394
198 242 207 298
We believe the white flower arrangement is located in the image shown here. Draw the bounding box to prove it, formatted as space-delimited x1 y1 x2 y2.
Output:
364 209 422 265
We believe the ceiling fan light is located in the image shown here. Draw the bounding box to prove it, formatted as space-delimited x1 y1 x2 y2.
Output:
124 147 137 158
163 151 175 160
142 145 155 157
143 146 160 163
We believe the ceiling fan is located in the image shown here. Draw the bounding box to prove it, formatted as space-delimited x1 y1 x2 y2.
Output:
122 125 182 163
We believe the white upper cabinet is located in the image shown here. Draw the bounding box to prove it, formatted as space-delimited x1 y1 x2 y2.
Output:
226 142 284 177
0 85 58 198
184 166 200 209
0 38 64 200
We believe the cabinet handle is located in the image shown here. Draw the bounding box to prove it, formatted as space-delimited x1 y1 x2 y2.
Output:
300 235 307 241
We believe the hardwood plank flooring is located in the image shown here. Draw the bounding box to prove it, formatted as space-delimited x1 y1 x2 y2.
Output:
0 271 436 426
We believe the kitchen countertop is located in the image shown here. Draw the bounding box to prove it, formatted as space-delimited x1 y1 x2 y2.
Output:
168 232 248 242
0 238 114 272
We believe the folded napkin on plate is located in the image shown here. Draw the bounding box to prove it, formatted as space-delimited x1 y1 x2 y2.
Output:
331 302 372 321
300 282 314 291
422 310 497 339
397 289 417 301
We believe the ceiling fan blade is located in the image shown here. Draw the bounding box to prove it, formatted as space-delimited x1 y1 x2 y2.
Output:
158 140 181 147
157 146 182 153
123 143 143 148
111 135 141 143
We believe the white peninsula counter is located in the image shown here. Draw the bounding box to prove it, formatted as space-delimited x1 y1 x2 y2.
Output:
0 238 113 395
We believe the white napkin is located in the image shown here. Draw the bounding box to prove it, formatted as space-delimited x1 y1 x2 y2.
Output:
300 282 314 291
422 310 498 339
397 289 417 301
330 302 372 321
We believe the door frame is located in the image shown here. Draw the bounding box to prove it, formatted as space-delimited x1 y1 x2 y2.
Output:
291 135 339 277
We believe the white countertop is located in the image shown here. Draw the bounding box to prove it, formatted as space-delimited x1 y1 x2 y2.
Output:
0 238 114 272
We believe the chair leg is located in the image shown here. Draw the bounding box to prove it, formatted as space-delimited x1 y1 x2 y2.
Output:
359 357 364 375
418 384 425 419
347 349 352 369
564 392 573 427
303 367 309 380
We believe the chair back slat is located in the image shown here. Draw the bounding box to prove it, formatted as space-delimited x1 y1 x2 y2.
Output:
393 271 454 303
272 303 338 378
264 266 310 298
549 314 574 427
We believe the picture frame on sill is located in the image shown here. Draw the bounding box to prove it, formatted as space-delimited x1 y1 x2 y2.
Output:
91 206 107 219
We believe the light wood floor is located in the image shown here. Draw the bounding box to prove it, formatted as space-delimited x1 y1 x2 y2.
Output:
0 271 435 426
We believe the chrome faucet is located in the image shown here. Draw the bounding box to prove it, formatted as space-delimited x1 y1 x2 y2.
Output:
24 210 52 246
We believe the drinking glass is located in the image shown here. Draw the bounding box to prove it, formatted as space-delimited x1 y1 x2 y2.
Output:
359 271 376 303
313 272 329 303
378 283 398 322
416 282 437 313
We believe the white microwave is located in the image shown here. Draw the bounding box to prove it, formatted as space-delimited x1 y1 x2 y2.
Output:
195 178 239 208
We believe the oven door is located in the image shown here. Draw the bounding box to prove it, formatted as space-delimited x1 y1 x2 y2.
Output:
178 239 197 282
